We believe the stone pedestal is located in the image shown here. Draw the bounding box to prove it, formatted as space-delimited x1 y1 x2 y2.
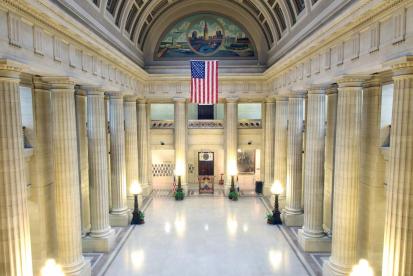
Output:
47 77 90 275
225 97 238 194
273 95 288 209
382 56 413 276
85 88 115 253
0 60 33 276
263 97 275 196
109 93 129 226
283 91 305 226
298 86 331 252
124 96 139 209
323 76 368 276
174 97 188 192
137 99 150 195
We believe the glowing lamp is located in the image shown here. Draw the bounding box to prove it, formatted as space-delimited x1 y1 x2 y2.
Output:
130 181 142 195
271 180 283 195
41 259 64 276
350 259 374 276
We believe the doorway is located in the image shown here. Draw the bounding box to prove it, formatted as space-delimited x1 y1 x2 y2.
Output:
198 152 214 194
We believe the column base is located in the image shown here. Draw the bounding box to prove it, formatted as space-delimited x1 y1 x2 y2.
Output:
323 259 351 276
297 229 331 252
109 212 131 227
282 211 304 226
82 229 117 253
63 259 91 276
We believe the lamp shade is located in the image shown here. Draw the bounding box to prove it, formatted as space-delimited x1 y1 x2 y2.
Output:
271 180 283 195
130 181 142 195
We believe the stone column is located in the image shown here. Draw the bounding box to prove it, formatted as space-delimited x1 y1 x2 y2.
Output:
108 93 129 226
273 95 288 209
174 97 188 192
0 60 33 276
225 97 238 193
30 78 55 275
382 56 413 276
75 89 91 237
323 86 338 235
283 91 305 226
323 76 368 276
263 97 275 196
137 99 150 195
45 77 90 275
298 86 331 252
83 88 115 253
124 95 139 209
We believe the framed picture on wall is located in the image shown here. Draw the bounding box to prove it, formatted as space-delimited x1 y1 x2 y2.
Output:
237 149 255 174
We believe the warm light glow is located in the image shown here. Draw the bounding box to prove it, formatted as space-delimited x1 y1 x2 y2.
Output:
130 181 142 195
271 180 283 195
131 250 145 271
237 148 242 153
41 259 64 276
350 259 374 276
243 224 249 233
226 214 238 237
174 214 186 237
268 250 283 271
228 160 238 176
175 161 185 176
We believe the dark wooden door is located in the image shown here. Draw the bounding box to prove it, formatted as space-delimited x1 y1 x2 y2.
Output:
198 152 214 175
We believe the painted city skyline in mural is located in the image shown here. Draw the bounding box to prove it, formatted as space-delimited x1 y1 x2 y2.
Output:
156 14 256 59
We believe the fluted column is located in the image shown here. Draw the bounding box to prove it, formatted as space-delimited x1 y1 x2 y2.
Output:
323 86 338 235
263 97 275 196
283 91 305 226
382 56 413 276
137 99 150 195
108 92 129 226
75 89 91 237
323 76 368 276
298 86 331 252
273 95 288 209
225 97 238 193
46 77 90 275
124 95 139 208
174 97 188 192
0 60 33 276
83 88 115 253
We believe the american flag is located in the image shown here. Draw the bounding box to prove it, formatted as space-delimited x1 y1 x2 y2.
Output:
190 60 218 104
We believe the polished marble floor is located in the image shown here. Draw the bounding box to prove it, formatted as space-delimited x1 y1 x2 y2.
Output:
104 197 309 276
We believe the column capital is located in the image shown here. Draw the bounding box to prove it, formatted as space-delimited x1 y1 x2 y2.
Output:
107 91 123 99
288 90 307 98
265 96 276 103
336 75 370 88
308 84 330 95
173 97 186 103
82 86 105 96
32 76 50 90
225 97 239 103
124 95 138 102
274 94 289 101
326 85 338 95
0 59 23 79
363 77 381 89
137 98 147 104
385 56 413 77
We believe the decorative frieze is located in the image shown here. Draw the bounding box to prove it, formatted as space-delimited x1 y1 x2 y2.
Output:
392 8 406 44
188 120 224 129
33 26 43 55
324 48 331 70
53 36 63 62
351 33 360 60
151 120 175 129
238 119 262 129
336 42 344 66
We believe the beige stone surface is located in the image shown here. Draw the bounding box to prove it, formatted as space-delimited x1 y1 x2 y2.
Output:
224 97 238 193
263 98 275 196
137 100 150 195
174 97 188 192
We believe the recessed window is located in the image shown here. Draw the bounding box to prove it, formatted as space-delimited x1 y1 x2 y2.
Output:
150 104 174 121
106 0 118 15
115 0 126 26
274 4 287 31
293 0 305 14
284 0 297 25
238 103 262 120
125 5 138 32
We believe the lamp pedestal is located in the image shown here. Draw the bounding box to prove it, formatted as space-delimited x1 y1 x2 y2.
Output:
175 175 184 200
131 194 144 225
268 194 282 224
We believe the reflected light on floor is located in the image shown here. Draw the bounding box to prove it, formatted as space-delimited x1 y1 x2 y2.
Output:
268 250 283 271
41 259 64 276
174 214 186 237
164 222 171 234
350 259 374 276
131 250 145 271
243 224 249 233
204 224 209 231
226 215 238 237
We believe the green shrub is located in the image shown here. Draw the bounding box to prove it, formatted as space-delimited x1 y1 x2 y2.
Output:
228 191 239 201
175 188 185 200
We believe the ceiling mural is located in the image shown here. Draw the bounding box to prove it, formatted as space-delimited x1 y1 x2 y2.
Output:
156 14 256 60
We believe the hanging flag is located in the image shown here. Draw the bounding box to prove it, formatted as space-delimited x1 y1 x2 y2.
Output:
190 60 218 105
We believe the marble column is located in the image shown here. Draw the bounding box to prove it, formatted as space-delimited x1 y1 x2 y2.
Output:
323 76 368 276
0 60 33 276
283 91 305 226
124 95 139 209
83 88 115 253
108 93 129 226
225 97 238 193
45 77 90 275
273 95 288 209
75 89 91 237
298 86 331 252
382 56 413 276
174 97 188 192
263 97 275 196
137 99 150 195
30 77 55 275
323 86 338 236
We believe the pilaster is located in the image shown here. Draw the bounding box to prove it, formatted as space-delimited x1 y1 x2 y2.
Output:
263 96 275 196
137 99 150 196
225 97 239 194
173 97 188 192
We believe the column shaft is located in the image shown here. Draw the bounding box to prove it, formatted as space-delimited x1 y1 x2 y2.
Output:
263 98 275 195
323 76 367 275
137 100 149 195
284 92 305 226
124 96 139 208
225 98 238 192
0 61 33 276
382 57 413 276
274 96 288 208
174 98 187 190
47 77 89 275
109 94 128 218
